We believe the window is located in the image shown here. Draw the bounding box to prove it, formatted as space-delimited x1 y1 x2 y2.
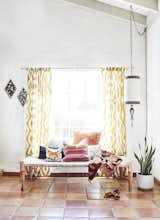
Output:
51 69 102 138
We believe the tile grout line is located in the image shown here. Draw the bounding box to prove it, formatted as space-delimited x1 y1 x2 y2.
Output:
10 203 22 219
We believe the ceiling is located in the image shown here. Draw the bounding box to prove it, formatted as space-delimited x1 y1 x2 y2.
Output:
97 0 159 16
65 0 159 25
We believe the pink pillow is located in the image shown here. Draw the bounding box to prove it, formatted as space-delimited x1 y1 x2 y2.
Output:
65 149 87 155
73 131 101 145
63 144 89 162
63 156 89 162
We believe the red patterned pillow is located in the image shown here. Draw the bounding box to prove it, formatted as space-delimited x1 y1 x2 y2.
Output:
63 144 89 162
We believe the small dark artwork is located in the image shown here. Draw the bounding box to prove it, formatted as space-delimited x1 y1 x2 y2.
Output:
5 79 16 98
17 88 27 106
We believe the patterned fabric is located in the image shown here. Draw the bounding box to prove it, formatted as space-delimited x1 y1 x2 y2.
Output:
63 143 89 162
63 156 89 162
88 151 122 181
88 163 102 180
26 68 52 176
46 148 62 162
100 67 126 156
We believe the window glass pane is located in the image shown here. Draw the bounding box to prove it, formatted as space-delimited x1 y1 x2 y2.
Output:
51 69 101 138
53 76 69 94
69 80 84 93
53 94 69 112
69 94 84 111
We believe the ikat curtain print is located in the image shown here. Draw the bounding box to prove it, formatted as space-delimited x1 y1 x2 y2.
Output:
26 68 52 176
100 67 126 156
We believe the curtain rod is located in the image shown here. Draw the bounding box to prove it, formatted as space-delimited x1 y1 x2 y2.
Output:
21 66 129 70
21 66 101 70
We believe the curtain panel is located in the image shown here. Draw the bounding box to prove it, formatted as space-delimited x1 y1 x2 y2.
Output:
26 68 52 176
101 67 126 156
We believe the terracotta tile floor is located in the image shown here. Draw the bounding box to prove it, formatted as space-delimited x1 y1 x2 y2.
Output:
0 176 160 219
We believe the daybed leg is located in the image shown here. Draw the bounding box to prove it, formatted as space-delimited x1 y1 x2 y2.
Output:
128 163 133 192
119 167 123 178
20 161 25 191
29 166 33 180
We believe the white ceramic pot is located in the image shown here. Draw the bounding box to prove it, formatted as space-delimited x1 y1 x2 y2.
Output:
137 173 154 190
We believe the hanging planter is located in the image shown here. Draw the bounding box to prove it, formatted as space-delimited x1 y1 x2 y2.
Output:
124 75 141 126
124 6 142 127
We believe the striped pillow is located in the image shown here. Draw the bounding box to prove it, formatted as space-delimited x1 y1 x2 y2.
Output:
63 144 89 162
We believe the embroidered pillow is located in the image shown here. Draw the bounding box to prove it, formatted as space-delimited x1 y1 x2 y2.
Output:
46 148 62 162
63 144 89 162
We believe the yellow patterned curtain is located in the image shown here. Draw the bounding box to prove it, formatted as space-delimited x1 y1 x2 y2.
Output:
26 68 52 176
101 67 126 156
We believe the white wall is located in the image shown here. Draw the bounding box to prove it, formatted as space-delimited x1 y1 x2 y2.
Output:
147 13 160 180
0 0 146 171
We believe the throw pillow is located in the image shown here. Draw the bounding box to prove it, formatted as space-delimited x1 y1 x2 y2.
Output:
49 137 63 149
63 143 89 162
88 145 101 160
73 131 101 145
77 138 88 146
39 146 47 159
46 148 62 162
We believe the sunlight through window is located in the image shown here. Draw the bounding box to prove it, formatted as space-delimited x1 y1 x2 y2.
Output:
51 70 102 138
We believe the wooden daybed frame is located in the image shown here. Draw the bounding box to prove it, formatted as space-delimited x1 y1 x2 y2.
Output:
20 156 133 192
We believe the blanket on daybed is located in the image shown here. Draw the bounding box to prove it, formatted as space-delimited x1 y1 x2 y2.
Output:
88 150 122 181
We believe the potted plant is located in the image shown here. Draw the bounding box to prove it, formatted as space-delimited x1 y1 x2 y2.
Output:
134 137 156 190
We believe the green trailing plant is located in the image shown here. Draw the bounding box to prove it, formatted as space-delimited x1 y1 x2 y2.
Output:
134 137 156 175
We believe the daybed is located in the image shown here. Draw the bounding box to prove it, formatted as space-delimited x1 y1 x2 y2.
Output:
20 156 133 192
